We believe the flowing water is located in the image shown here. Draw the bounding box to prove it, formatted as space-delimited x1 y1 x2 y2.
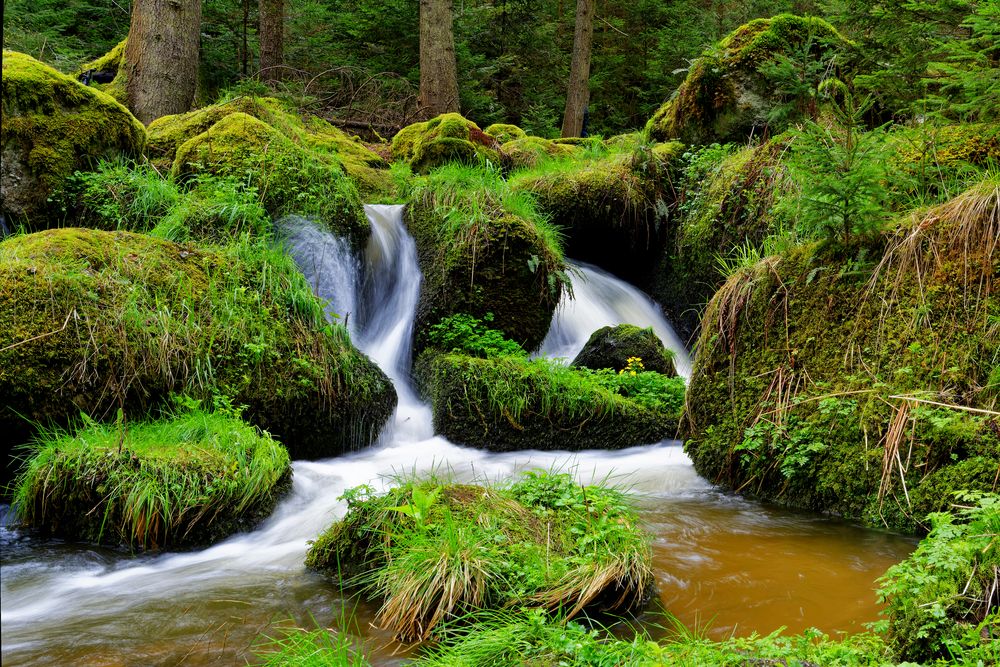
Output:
0 206 915 665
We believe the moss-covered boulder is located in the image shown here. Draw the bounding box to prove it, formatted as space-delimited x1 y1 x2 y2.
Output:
76 38 128 103
391 113 501 174
12 408 292 549
407 166 566 354
483 123 526 144
170 111 368 246
307 472 653 640
502 135 576 170
0 228 396 469
650 138 791 341
571 324 676 376
512 141 682 285
415 352 683 451
682 181 1000 532
646 15 851 145
1 51 145 228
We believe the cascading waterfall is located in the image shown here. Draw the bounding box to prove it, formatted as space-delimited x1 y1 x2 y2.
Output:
0 206 915 666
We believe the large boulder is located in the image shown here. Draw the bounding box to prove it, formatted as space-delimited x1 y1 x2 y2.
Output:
511 140 682 286
1 51 145 228
572 324 676 376
390 113 501 173
0 228 396 470
682 182 1000 532
646 15 851 145
406 169 566 354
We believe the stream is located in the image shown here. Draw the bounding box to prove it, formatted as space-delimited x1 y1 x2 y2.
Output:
0 205 915 666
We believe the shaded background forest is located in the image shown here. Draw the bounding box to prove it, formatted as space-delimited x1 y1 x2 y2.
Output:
10 0 965 137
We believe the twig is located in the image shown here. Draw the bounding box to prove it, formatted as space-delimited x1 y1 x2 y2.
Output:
888 395 1000 417
0 309 75 352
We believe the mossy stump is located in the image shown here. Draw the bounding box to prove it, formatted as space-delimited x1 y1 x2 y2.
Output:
0 228 396 470
1 50 145 229
13 408 292 550
306 472 653 641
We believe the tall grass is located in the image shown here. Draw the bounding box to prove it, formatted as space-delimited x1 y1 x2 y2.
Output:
12 405 291 549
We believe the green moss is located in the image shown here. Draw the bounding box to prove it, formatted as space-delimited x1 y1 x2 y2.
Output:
306 471 652 641
0 228 396 467
483 123 527 144
646 15 851 145
511 141 681 285
406 164 566 353
502 135 575 169
571 324 675 376
1 50 146 228
171 111 368 246
414 352 682 451
12 407 292 549
682 182 1000 532
76 38 127 103
390 113 501 174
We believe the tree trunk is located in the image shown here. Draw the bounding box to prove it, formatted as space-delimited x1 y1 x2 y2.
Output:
125 0 202 125
259 0 284 83
561 0 594 137
418 0 460 117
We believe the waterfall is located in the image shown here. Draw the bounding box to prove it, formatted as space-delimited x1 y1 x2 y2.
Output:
538 261 693 379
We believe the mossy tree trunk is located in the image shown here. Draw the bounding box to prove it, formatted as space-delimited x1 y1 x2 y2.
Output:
124 0 202 124
561 0 594 138
418 0 460 117
258 0 284 83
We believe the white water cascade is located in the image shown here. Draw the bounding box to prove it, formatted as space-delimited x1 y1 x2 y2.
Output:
0 206 912 665
538 261 693 379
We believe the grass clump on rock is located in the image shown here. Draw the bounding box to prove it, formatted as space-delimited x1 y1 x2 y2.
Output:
306 471 653 642
1 50 145 229
12 404 291 550
0 227 396 464
406 163 567 354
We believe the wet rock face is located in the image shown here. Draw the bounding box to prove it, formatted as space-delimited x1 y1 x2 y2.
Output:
1 50 145 228
572 324 676 376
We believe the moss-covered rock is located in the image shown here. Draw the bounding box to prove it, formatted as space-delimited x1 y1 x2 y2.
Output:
646 15 851 145
170 111 368 246
307 472 653 640
512 141 682 285
406 167 566 354
1 51 145 229
682 181 1000 532
12 408 292 549
414 352 681 451
503 135 576 170
390 113 501 173
76 38 128 104
0 228 396 471
572 324 675 376
483 123 526 144
650 138 792 341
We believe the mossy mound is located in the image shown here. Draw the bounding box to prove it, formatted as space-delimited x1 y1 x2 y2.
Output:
0 228 396 468
572 324 675 376
76 38 128 103
306 472 653 641
483 123 526 144
390 113 501 174
1 51 146 229
682 181 1000 532
885 122 1000 202
406 165 566 354
511 142 682 285
502 135 576 170
646 15 851 145
12 408 292 550
650 138 792 341
170 111 368 246
414 352 683 451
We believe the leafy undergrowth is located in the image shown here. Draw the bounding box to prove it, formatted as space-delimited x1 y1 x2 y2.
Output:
12 404 292 550
305 471 653 642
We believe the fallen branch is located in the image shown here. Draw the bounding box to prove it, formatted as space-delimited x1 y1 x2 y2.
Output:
0 309 75 353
